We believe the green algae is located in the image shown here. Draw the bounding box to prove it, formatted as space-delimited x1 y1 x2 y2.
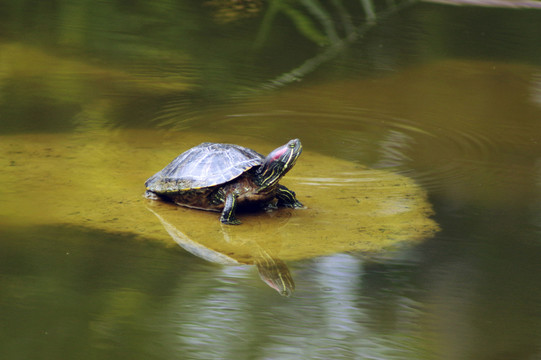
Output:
0 130 438 263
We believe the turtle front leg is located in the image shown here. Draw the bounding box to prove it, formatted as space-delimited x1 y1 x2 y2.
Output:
276 185 303 208
220 192 241 225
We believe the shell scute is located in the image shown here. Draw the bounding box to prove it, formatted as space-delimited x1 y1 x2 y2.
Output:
146 142 263 193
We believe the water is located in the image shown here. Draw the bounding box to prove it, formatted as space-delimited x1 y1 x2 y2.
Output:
1 1 541 359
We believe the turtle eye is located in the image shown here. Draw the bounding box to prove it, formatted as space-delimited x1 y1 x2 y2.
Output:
289 143 295 148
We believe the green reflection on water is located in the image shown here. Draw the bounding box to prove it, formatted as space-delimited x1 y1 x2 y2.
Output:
0 225 200 360
1 0 541 359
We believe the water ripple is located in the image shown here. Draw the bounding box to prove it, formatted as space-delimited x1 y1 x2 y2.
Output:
230 104 540 195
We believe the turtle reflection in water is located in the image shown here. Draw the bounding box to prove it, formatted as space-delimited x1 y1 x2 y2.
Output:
148 207 295 296
253 249 295 296
145 139 304 225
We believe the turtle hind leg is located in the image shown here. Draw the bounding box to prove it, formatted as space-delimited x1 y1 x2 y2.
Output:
220 192 241 225
276 185 303 208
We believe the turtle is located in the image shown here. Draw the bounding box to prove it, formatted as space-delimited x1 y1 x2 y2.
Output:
144 139 303 225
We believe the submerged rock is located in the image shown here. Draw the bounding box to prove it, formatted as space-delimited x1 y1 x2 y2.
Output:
0 130 439 294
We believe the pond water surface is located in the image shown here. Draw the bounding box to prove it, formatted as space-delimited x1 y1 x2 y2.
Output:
1 1 541 359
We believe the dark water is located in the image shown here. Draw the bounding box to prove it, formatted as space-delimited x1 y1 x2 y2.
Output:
1 1 541 359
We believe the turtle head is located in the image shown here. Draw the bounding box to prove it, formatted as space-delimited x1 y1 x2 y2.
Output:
256 139 302 189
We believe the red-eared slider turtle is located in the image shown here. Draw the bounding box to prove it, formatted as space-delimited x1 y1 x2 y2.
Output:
145 139 303 225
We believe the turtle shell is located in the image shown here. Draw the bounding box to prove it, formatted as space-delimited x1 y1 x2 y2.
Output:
145 142 264 193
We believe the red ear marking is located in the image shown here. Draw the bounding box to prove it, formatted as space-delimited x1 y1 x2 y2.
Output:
271 147 287 161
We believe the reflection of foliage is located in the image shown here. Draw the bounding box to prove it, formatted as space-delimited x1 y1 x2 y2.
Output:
257 0 331 46
1 0 538 132
255 0 399 48
423 0 541 8
205 0 263 23
258 0 415 90
0 0 415 132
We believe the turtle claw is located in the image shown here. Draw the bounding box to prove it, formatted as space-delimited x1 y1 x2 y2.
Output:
221 217 241 225
291 200 304 209
276 185 303 209
280 200 303 209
